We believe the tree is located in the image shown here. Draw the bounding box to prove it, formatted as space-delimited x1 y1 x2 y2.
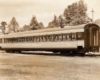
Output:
52 15 59 27
38 22 44 29
29 16 39 30
20 16 44 32
58 15 65 28
63 0 90 26
0 21 7 34
22 24 30 31
8 17 19 32
47 15 59 28
47 22 54 28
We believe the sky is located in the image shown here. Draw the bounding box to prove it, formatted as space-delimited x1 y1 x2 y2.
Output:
0 0 100 27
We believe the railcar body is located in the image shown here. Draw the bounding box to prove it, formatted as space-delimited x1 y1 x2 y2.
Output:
0 23 99 55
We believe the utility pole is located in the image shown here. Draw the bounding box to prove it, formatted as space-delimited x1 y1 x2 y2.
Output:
91 9 94 22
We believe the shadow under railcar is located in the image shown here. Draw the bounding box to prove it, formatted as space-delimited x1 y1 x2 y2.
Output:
7 51 100 57
12 51 61 56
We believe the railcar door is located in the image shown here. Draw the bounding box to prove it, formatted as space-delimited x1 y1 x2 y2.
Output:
84 24 99 52
91 29 99 52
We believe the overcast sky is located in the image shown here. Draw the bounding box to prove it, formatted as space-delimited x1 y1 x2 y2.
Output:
0 0 99 27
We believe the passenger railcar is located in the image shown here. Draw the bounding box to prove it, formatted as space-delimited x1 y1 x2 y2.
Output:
0 23 99 55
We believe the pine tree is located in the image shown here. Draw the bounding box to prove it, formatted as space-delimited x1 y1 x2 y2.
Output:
0 21 7 34
29 16 39 30
47 15 59 28
8 17 19 32
58 15 64 28
38 22 44 29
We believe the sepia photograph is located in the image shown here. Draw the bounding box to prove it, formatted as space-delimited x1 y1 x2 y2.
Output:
0 0 100 80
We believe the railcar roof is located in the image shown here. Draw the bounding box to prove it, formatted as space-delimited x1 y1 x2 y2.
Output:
0 24 86 38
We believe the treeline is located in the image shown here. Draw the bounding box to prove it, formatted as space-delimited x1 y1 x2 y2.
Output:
0 0 92 34
8 16 44 32
47 0 91 28
0 16 44 34
20 16 44 31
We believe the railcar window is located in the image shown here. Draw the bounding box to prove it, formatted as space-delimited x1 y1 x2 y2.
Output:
39 36 42 42
58 34 62 41
9 38 11 43
72 33 76 40
7 39 9 43
4 39 6 43
26 37 29 42
20 37 22 42
77 32 84 40
34 36 36 42
12 38 14 43
10 38 12 43
18 38 20 42
40 36 42 42
50 34 54 41
35 36 37 42
27 37 29 42
32 36 34 42
28 37 31 42
14 38 16 43
50 35 54 41
42 36 44 42
24 37 27 42
66 33 71 40
47 35 53 42
51 35 53 41
28 37 30 42
53 34 58 41
11 38 13 43
34 36 35 42
47 35 50 41
0 39 2 43
30 36 33 42
44 36 47 42
8 38 10 43
4 39 5 43
63 34 67 41
37 36 39 42
20 38 22 42
22 37 24 42
24 37 26 42
19 38 21 42
25 37 27 42
31 36 34 42
28 37 32 42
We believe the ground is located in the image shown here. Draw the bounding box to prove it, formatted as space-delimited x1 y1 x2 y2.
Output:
0 51 100 80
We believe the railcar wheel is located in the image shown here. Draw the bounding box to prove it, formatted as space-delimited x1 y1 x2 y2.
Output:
69 51 75 56
60 51 72 56
80 53 85 56
6 50 10 53
18 51 21 53
14 50 21 53
12 50 15 53
60 51 66 55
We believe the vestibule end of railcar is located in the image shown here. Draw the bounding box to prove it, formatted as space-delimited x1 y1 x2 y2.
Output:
84 23 100 53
